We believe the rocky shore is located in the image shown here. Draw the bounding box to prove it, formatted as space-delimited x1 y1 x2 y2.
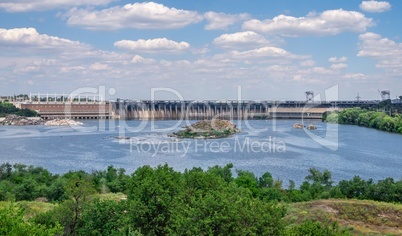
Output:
0 115 43 125
170 119 240 139
45 118 83 126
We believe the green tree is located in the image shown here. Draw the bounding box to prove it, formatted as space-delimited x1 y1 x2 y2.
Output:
169 184 286 235
258 172 274 188
305 168 333 188
338 176 372 199
0 203 62 235
207 163 234 183
235 170 259 196
78 199 136 235
126 164 182 235
14 178 37 201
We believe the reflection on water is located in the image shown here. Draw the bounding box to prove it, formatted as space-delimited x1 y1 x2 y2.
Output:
0 120 401 186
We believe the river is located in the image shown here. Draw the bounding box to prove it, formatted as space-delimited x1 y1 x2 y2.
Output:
0 119 401 186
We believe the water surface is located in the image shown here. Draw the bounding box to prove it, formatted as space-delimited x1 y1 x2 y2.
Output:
0 120 401 186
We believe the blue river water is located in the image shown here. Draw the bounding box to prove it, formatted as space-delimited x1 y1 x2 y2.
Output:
0 120 401 186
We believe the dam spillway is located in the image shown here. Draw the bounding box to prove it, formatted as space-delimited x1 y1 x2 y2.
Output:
113 100 362 120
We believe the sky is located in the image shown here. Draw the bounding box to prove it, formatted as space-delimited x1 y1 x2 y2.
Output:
0 0 401 101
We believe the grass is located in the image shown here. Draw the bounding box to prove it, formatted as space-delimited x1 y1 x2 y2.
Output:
0 192 127 219
284 199 402 235
94 192 127 201
0 201 56 219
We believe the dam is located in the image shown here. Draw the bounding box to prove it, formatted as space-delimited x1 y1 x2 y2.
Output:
17 98 379 120
115 100 337 120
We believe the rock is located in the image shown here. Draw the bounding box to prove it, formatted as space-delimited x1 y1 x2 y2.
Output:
292 123 304 129
0 115 43 125
306 124 317 130
35 197 49 202
292 123 317 130
45 118 83 126
113 136 130 140
171 119 240 139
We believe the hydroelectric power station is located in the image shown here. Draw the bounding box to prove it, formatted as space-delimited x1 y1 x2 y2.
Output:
9 92 385 120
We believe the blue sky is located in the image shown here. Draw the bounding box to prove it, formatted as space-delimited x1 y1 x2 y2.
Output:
0 0 401 100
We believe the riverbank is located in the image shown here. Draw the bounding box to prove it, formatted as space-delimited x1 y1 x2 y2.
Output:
323 108 402 134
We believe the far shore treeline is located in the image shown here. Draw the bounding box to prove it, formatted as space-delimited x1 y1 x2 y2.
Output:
323 107 402 134
0 101 38 117
1 163 401 235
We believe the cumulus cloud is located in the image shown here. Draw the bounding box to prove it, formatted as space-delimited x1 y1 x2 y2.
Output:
242 9 373 36
358 32 401 58
0 27 87 51
328 56 348 63
213 31 270 49
114 38 190 53
131 55 156 64
358 32 402 74
330 63 348 70
0 0 114 12
212 46 309 65
360 1 391 13
65 2 203 30
298 67 336 75
343 73 366 80
232 47 292 59
90 63 109 70
204 11 250 30
300 60 315 67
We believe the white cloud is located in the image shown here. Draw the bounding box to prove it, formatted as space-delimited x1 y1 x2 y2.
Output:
0 0 114 12
60 66 85 73
0 28 86 51
212 46 309 65
358 32 402 74
204 11 250 30
360 1 391 13
242 9 373 36
232 47 291 59
358 32 400 58
343 73 366 80
65 2 203 30
90 63 109 71
131 55 156 64
300 60 315 67
114 38 190 53
330 63 348 70
299 67 336 75
328 56 348 63
213 31 270 49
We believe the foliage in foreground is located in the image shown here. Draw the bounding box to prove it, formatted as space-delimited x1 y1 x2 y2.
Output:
1 163 401 235
0 202 62 235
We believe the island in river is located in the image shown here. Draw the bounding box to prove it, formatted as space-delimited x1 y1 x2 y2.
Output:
170 119 240 139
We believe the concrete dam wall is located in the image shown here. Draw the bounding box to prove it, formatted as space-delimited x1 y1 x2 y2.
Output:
114 101 337 120
19 100 380 120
